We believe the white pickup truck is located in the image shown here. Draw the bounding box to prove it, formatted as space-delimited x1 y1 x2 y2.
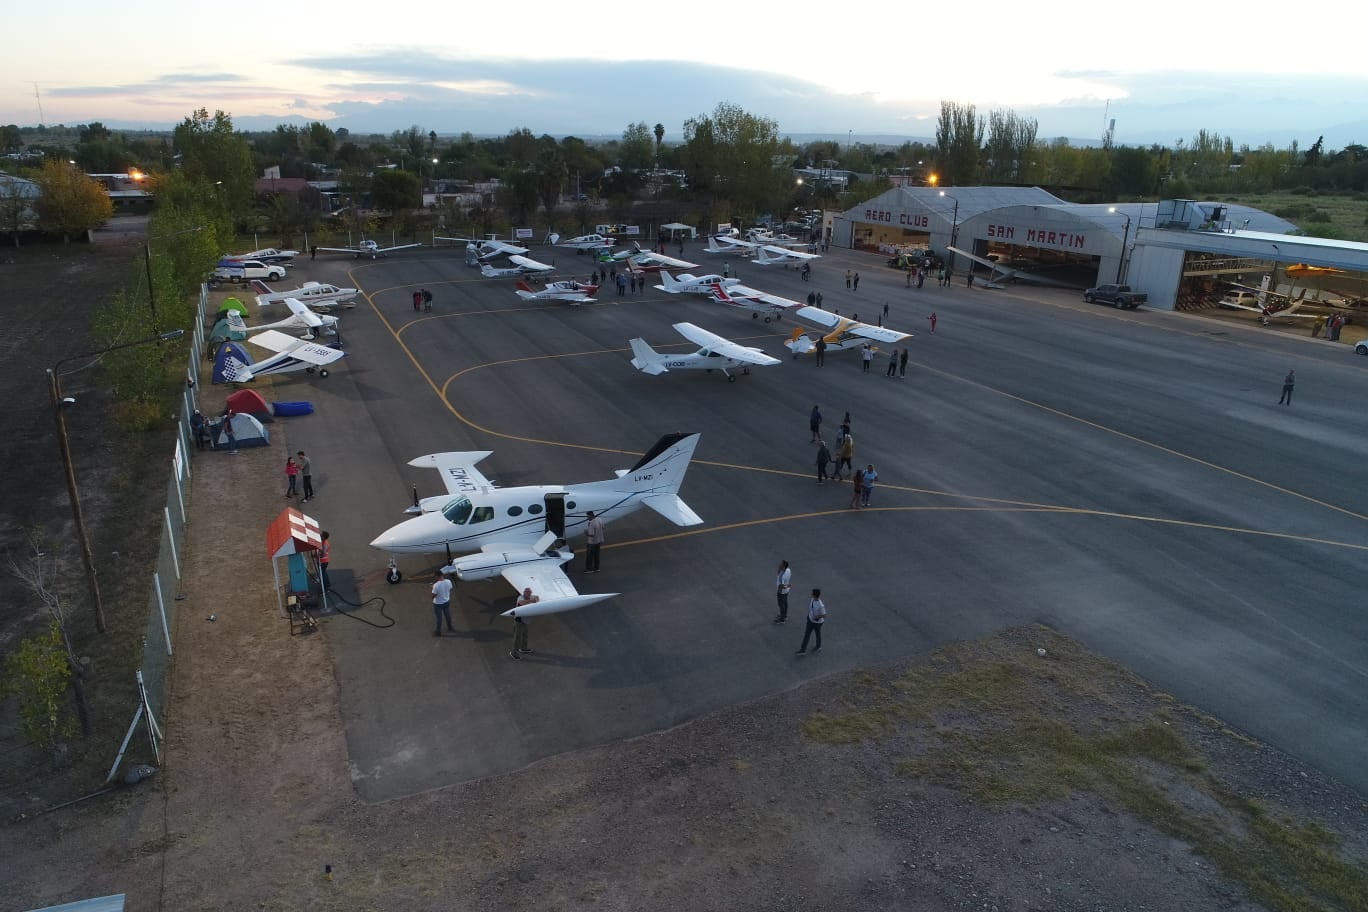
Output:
213 258 288 282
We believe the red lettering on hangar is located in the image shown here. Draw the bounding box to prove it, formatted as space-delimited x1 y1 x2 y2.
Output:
898 213 929 228
987 224 1015 239
1026 228 1086 249
864 209 893 223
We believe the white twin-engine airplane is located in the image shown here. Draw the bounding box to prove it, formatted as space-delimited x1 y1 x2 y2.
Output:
251 279 358 311
316 239 423 259
549 232 615 250
629 322 781 382
212 331 347 383
226 297 340 340
753 245 821 266
513 279 599 304
369 433 704 616
654 270 741 295
707 282 801 322
786 310 911 355
481 255 556 277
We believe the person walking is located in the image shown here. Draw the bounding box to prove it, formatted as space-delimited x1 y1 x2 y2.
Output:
928 312 937 334
773 560 792 623
318 531 332 593
937 267 946 286
431 570 454 637
861 464 878 507
422 288 433 311
906 269 912 288
297 450 314 501
810 404 823 442
967 272 974 288
412 290 424 311
885 349 899 377
853 272 861 291
845 269 852 289
849 466 865 509
814 336 827 366
816 438 831 484
796 589 826 655
807 291 817 307
1278 369 1295 405
899 346 909 379
285 456 299 498
222 410 239 454
917 268 925 289
584 511 604 572
861 344 874 373
509 587 538 658
834 433 853 482
815 291 823 309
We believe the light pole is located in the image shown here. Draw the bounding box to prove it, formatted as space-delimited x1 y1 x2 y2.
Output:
49 329 186 634
939 190 959 271
1109 206 1132 283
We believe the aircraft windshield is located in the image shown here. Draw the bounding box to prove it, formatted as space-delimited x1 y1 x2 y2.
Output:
441 497 473 525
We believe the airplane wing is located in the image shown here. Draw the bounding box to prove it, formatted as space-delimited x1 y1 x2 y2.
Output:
373 243 423 254
634 252 699 269
718 236 758 249
408 451 495 495
795 308 911 344
497 558 618 617
762 245 819 260
509 255 555 272
246 330 347 365
731 284 803 311
284 298 324 327
314 246 360 254
672 322 782 366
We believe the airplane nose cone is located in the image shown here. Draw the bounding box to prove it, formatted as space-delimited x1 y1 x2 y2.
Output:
369 531 394 550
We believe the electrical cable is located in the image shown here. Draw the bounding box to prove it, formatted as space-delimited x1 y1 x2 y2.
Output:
315 581 397 629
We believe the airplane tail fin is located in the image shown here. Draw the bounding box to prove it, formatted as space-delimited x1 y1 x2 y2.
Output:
785 326 814 354
629 338 667 374
548 232 561 245
514 280 536 299
212 341 256 383
603 433 703 524
708 282 735 303
658 270 681 292
249 279 272 296
479 264 497 277
225 311 249 333
755 246 777 265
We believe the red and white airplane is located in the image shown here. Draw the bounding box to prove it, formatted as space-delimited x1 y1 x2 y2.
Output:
513 279 600 304
654 271 741 295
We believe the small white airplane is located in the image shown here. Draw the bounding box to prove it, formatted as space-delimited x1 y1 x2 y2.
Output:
785 310 911 355
513 279 599 304
438 236 531 261
481 255 556 277
235 247 299 264
251 279 358 311
1221 284 1313 324
316 239 423 259
626 249 698 272
629 322 782 382
745 229 804 247
706 282 801 323
704 236 751 256
369 433 705 616
226 297 340 340
654 271 741 295
211 331 347 382
945 246 1076 289
549 232 615 251
753 245 821 266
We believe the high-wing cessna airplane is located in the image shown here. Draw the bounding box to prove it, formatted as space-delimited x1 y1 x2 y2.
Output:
251 279 358 311
437 236 531 261
315 239 423 259
626 249 698 272
513 279 599 304
629 322 782 381
211 331 347 382
704 236 750 256
549 232 615 250
369 433 704 615
1222 284 1314 324
945 246 1077 289
707 282 801 322
654 271 741 295
226 297 340 340
480 255 556 277
753 245 821 266
234 247 298 264
785 310 912 354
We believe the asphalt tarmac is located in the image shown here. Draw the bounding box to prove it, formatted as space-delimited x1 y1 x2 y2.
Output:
276 239 1368 802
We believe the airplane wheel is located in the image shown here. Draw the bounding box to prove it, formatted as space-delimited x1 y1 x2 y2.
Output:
752 313 759 319
386 567 402 584
728 375 736 383
320 369 330 378
763 315 773 323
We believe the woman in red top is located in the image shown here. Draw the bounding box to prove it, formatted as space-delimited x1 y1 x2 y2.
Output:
285 456 299 498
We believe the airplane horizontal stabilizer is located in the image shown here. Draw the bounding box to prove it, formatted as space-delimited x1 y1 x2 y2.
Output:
629 338 667 374
639 493 704 527
499 592 618 618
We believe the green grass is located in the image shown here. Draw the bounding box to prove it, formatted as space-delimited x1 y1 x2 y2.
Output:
1223 191 1368 243
803 627 1368 912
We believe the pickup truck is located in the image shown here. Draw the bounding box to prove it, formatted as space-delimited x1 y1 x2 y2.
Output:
1083 284 1146 309
213 258 288 282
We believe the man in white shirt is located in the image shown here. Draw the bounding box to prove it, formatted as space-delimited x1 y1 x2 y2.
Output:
584 511 605 573
797 588 826 655
773 560 792 624
431 571 454 637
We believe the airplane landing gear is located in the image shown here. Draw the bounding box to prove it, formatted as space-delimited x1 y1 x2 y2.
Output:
385 557 402 584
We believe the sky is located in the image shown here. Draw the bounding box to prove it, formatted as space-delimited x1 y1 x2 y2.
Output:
4 0 1366 149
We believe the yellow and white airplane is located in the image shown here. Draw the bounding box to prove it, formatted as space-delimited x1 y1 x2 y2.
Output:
785 310 911 355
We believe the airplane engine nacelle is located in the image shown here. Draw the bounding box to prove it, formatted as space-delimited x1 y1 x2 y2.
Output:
449 551 525 582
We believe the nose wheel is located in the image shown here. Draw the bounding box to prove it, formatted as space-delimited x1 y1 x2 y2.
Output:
385 557 402 584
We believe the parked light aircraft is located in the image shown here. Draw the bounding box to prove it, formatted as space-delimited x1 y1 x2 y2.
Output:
785 310 912 354
1222 284 1314 324
481 255 556 277
212 331 347 382
226 297 340 340
1286 263 1347 278
437 236 531 261
369 433 704 615
704 236 751 256
946 246 1078 289
654 271 741 295
627 249 698 272
629 322 782 382
549 232 615 250
753 245 821 266
251 279 358 311
235 247 298 264
315 239 422 259
707 282 800 322
513 279 599 304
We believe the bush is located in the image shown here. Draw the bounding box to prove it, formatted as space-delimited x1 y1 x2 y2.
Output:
3 622 74 754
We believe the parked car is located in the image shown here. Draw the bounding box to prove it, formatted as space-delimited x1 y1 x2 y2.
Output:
213 258 287 282
1083 284 1147 309
1354 340 1368 356
1219 291 1260 309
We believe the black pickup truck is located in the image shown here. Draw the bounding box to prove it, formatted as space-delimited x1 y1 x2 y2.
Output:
1083 284 1147 309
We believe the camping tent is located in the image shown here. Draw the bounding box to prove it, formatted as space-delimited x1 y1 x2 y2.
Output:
266 507 326 614
225 389 273 423
661 222 696 239
214 412 270 448
206 318 246 351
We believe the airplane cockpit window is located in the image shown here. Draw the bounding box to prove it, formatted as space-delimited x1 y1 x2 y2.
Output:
441 497 473 525
469 506 495 523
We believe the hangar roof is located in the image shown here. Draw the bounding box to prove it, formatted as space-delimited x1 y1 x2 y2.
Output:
843 185 1064 222
1137 228 1368 273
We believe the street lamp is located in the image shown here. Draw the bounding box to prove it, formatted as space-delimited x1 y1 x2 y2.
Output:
1109 206 1132 283
939 190 959 271
48 329 186 634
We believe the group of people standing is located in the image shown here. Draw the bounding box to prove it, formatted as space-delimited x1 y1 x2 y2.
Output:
774 560 827 655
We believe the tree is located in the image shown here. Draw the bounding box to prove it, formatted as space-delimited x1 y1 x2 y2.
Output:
2 622 74 764
683 103 786 222
620 122 655 172
536 146 568 216
371 169 420 216
0 124 22 153
934 101 985 186
984 109 1037 183
173 108 255 222
654 123 665 163
34 159 112 241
